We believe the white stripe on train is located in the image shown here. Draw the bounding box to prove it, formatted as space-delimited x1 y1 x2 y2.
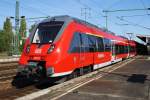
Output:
51 59 122 77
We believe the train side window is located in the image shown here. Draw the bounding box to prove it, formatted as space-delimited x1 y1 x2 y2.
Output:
104 38 111 51
120 45 123 54
122 46 124 53
115 45 119 54
115 45 128 54
130 46 135 52
96 37 104 52
129 46 132 52
69 32 81 53
80 34 89 52
88 35 96 52
124 46 128 53
120 45 122 53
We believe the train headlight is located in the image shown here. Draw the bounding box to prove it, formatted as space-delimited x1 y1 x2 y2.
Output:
47 67 54 76
47 44 55 54
26 45 30 53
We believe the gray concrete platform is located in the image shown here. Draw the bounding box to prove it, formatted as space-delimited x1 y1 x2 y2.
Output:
57 57 150 100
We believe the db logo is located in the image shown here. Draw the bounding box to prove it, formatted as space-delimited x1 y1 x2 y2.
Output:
98 54 104 58
35 48 42 54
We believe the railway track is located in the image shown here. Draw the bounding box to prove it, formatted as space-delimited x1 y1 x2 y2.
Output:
17 58 135 100
0 56 139 100
0 61 18 82
0 58 134 100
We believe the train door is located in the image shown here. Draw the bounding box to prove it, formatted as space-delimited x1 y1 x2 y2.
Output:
79 33 87 75
88 35 96 64
111 40 116 62
79 33 94 74
127 45 130 58
93 36 105 69
69 32 81 69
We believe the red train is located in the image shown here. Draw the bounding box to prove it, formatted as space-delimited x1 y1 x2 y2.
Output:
17 15 136 81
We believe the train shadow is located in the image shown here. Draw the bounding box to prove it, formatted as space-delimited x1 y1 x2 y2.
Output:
11 76 36 89
127 74 147 84
100 70 150 84
11 77 58 89
11 71 149 89
34 79 57 89
11 75 60 89
34 76 67 89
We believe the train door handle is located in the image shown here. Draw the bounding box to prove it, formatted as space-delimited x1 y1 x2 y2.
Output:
73 57 76 63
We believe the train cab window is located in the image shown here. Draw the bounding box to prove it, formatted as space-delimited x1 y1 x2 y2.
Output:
104 38 111 51
69 32 81 53
32 21 64 44
96 37 104 52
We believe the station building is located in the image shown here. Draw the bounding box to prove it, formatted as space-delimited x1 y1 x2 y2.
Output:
137 35 150 55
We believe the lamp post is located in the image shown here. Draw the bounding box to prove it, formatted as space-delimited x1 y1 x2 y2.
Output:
9 16 19 55
10 16 25 55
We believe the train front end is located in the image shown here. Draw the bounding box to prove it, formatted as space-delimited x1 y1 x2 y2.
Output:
17 16 69 81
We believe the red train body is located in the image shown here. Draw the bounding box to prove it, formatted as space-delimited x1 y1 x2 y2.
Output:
18 15 136 80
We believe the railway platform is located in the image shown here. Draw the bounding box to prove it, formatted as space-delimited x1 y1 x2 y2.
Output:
0 57 19 63
31 56 150 100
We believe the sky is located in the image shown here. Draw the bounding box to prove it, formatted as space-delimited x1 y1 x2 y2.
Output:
0 0 150 43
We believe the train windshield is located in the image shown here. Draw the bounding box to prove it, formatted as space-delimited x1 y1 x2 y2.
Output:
32 21 64 44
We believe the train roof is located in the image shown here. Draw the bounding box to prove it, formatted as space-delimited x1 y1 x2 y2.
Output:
41 15 116 36
117 35 128 40
40 15 128 41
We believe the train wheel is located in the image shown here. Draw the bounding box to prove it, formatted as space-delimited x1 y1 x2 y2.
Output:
88 65 93 73
67 70 78 80
79 68 84 76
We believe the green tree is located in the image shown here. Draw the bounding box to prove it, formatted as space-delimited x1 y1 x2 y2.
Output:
29 24 36 33
19 17 27 38
3 17 13 54
0 30 5 52
19 17 27 51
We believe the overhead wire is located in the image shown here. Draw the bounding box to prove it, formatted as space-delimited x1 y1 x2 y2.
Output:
90 0 125 34
74 0 126 35
116 16 150 31
1 0 48 16
30 0 77 15
106 0 123 10
74 0 104 16
139 0 149 15
20 3 48 16
121 14 150 18
102 0 150 35
73 0 106 28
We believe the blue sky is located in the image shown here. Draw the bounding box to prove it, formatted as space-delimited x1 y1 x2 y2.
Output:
0 0 150 43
